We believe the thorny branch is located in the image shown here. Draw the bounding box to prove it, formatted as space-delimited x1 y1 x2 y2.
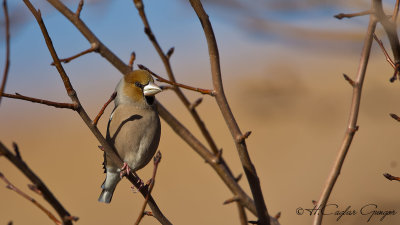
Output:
0 0 10 106
0 172 62 225
313 11 377 225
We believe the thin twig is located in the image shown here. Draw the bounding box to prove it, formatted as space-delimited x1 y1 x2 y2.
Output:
390 113 400 121
51 43 98 65
132 0 220 155
75 0 83 18
334 10 372 20
373 33 396 68
0 142 75 225
129 52 136 70
188 1 271 224
138 64 215 96
0 0 10 106
1 92 78 110
93 92 116 126
312 16 378 225
134 151 162 225
383 173 400 181
0 172 62 225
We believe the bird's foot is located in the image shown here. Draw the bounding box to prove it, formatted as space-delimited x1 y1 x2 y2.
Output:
119 162 131 178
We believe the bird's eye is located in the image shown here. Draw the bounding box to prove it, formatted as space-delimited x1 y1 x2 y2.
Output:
135 82 143 89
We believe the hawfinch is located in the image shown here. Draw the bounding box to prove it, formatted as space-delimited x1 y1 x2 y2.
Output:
98 70 162 203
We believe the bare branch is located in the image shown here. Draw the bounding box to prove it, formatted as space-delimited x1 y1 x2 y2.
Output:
134 151 162 225
51 43 98 65
0 172 62 225
383 173 400 181
166 47 174 59
373 33 396 68
0 0 10 106
313 15 378 225
343 74 356 87
223 196 241 205
93 92 116 126
1 92 78 110
188 0 270 224
390 113 400 121
236 202 248 225
334 10 372 20
0 142 75 225
75 0 83 18
189 97 203 111
138 64 215 96
129 52 136 70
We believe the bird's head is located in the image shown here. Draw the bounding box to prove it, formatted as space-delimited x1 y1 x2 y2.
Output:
118 70 162 106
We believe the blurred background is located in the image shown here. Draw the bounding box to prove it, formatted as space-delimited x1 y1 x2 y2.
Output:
1 0 400 224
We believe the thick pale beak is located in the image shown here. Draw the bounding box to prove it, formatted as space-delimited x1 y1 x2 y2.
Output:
143 82 162 96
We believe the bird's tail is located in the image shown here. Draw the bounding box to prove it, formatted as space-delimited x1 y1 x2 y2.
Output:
98 170 121 204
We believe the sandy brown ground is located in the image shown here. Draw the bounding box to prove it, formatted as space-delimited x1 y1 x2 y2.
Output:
1 46 400 225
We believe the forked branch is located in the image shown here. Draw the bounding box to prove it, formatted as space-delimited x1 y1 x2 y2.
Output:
312 14 378 225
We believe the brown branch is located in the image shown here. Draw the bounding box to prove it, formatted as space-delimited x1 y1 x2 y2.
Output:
134 151 162 225
334 10 372 20
1 92 78 110
0 0 10 106
0 142 75 225
75 0 83 18
129 52 136 70
390 113 400 121
383 173 400 181
188 1 270 224
0 172 62 225
138 64 215 96
313 16 378 225
51 43 98 65
343 74 356 87
236 202 248 225
373 33 396 68
132 0 220 155
93 92 116 126
24 1 171 224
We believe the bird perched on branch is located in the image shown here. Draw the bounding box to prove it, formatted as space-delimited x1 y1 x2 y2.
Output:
98 70 162 203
